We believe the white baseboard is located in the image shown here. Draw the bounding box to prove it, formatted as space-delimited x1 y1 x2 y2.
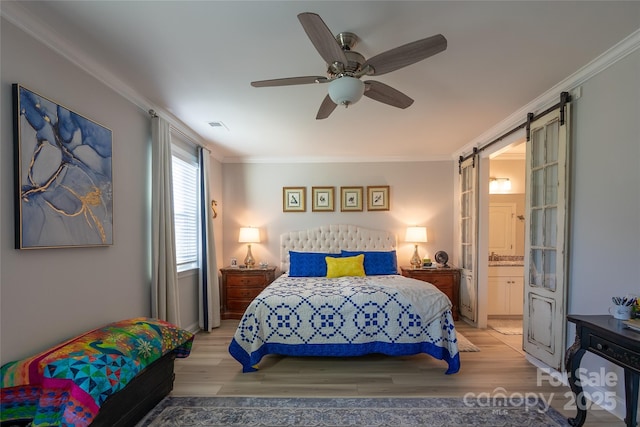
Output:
185 322 200 334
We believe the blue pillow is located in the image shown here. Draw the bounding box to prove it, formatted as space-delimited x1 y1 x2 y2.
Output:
289 251 340 277
341 250 398 275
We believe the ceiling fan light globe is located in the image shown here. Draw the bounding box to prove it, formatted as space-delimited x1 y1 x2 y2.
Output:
328 77 365 106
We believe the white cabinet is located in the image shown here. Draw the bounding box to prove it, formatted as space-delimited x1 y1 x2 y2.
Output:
488 266 524 315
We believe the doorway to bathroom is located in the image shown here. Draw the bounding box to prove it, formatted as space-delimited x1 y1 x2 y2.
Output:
487 141 526 351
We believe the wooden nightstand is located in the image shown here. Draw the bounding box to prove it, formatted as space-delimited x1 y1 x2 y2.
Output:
400 266 461 320
220 266 276 319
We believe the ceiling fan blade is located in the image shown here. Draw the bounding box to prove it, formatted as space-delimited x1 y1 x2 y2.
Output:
298 12 348 66
363 34 447 76
316 94 337 120
364 81 414 109
251 76 328 87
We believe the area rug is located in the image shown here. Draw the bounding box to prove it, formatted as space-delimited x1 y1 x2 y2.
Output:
488 319 523 335
456 331 480 352
136 396 571 426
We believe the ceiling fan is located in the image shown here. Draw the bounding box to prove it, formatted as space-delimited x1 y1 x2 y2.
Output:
251 12 447 119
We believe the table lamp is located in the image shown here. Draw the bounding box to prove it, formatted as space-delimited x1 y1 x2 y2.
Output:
238 227 260 268
405 226 428 269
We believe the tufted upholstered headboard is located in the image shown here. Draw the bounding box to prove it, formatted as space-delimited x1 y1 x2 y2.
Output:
280 224 397 272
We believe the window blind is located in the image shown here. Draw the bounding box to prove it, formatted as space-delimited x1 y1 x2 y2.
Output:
172 149 199 272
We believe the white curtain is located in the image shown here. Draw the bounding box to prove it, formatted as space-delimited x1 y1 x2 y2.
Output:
151 116 181 325
199 147 221 331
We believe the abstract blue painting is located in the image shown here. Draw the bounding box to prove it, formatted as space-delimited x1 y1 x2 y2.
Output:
13 84 113 249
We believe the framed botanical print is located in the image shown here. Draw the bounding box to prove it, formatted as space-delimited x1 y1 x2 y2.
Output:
283 187 306 212
312 186 334 212
340 186 363 212
367 185 390 211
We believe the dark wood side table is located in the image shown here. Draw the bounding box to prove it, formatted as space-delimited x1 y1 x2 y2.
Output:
566 314 639 427
220 266 276 319
400 266 460 321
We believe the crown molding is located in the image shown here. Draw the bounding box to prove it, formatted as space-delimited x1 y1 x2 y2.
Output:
454 28 640 160
1 2 150 113
4 3 637 165
1 1 224 162
222 153 454 164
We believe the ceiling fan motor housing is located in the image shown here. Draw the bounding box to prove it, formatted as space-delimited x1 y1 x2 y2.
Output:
328 50 366 76
327 40 367 105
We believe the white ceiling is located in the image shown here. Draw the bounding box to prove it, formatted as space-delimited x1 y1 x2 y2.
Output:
4 1 639 162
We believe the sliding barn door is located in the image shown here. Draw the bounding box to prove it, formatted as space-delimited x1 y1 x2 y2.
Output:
459 156 478 322
523 105 571 370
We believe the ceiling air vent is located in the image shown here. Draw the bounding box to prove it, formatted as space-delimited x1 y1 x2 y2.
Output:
208 121 228 130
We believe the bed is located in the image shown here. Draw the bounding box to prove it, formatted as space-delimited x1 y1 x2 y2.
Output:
0 317 194 427
228 224 460 374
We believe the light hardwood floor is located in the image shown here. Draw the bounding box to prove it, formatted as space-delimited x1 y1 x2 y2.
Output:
172 319 626 426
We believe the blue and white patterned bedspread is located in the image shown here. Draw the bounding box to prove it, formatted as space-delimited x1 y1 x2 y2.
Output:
228 275 460 374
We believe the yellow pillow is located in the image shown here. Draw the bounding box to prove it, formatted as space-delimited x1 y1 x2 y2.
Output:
326 254 365 278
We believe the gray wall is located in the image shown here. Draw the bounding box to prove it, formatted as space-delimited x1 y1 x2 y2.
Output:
1 17 224 363
566 49 639 418
0 18 150 362
221 161 455 271
568 49 639 315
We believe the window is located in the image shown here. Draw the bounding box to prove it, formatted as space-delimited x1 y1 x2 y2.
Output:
172 138 200 272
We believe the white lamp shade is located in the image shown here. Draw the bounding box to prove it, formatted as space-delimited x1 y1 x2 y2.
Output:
405 226 428 243
238 227 260 243
328 77 365 106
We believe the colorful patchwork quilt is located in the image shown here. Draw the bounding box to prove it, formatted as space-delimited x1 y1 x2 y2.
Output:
229 275 460 374
0 317 193 427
